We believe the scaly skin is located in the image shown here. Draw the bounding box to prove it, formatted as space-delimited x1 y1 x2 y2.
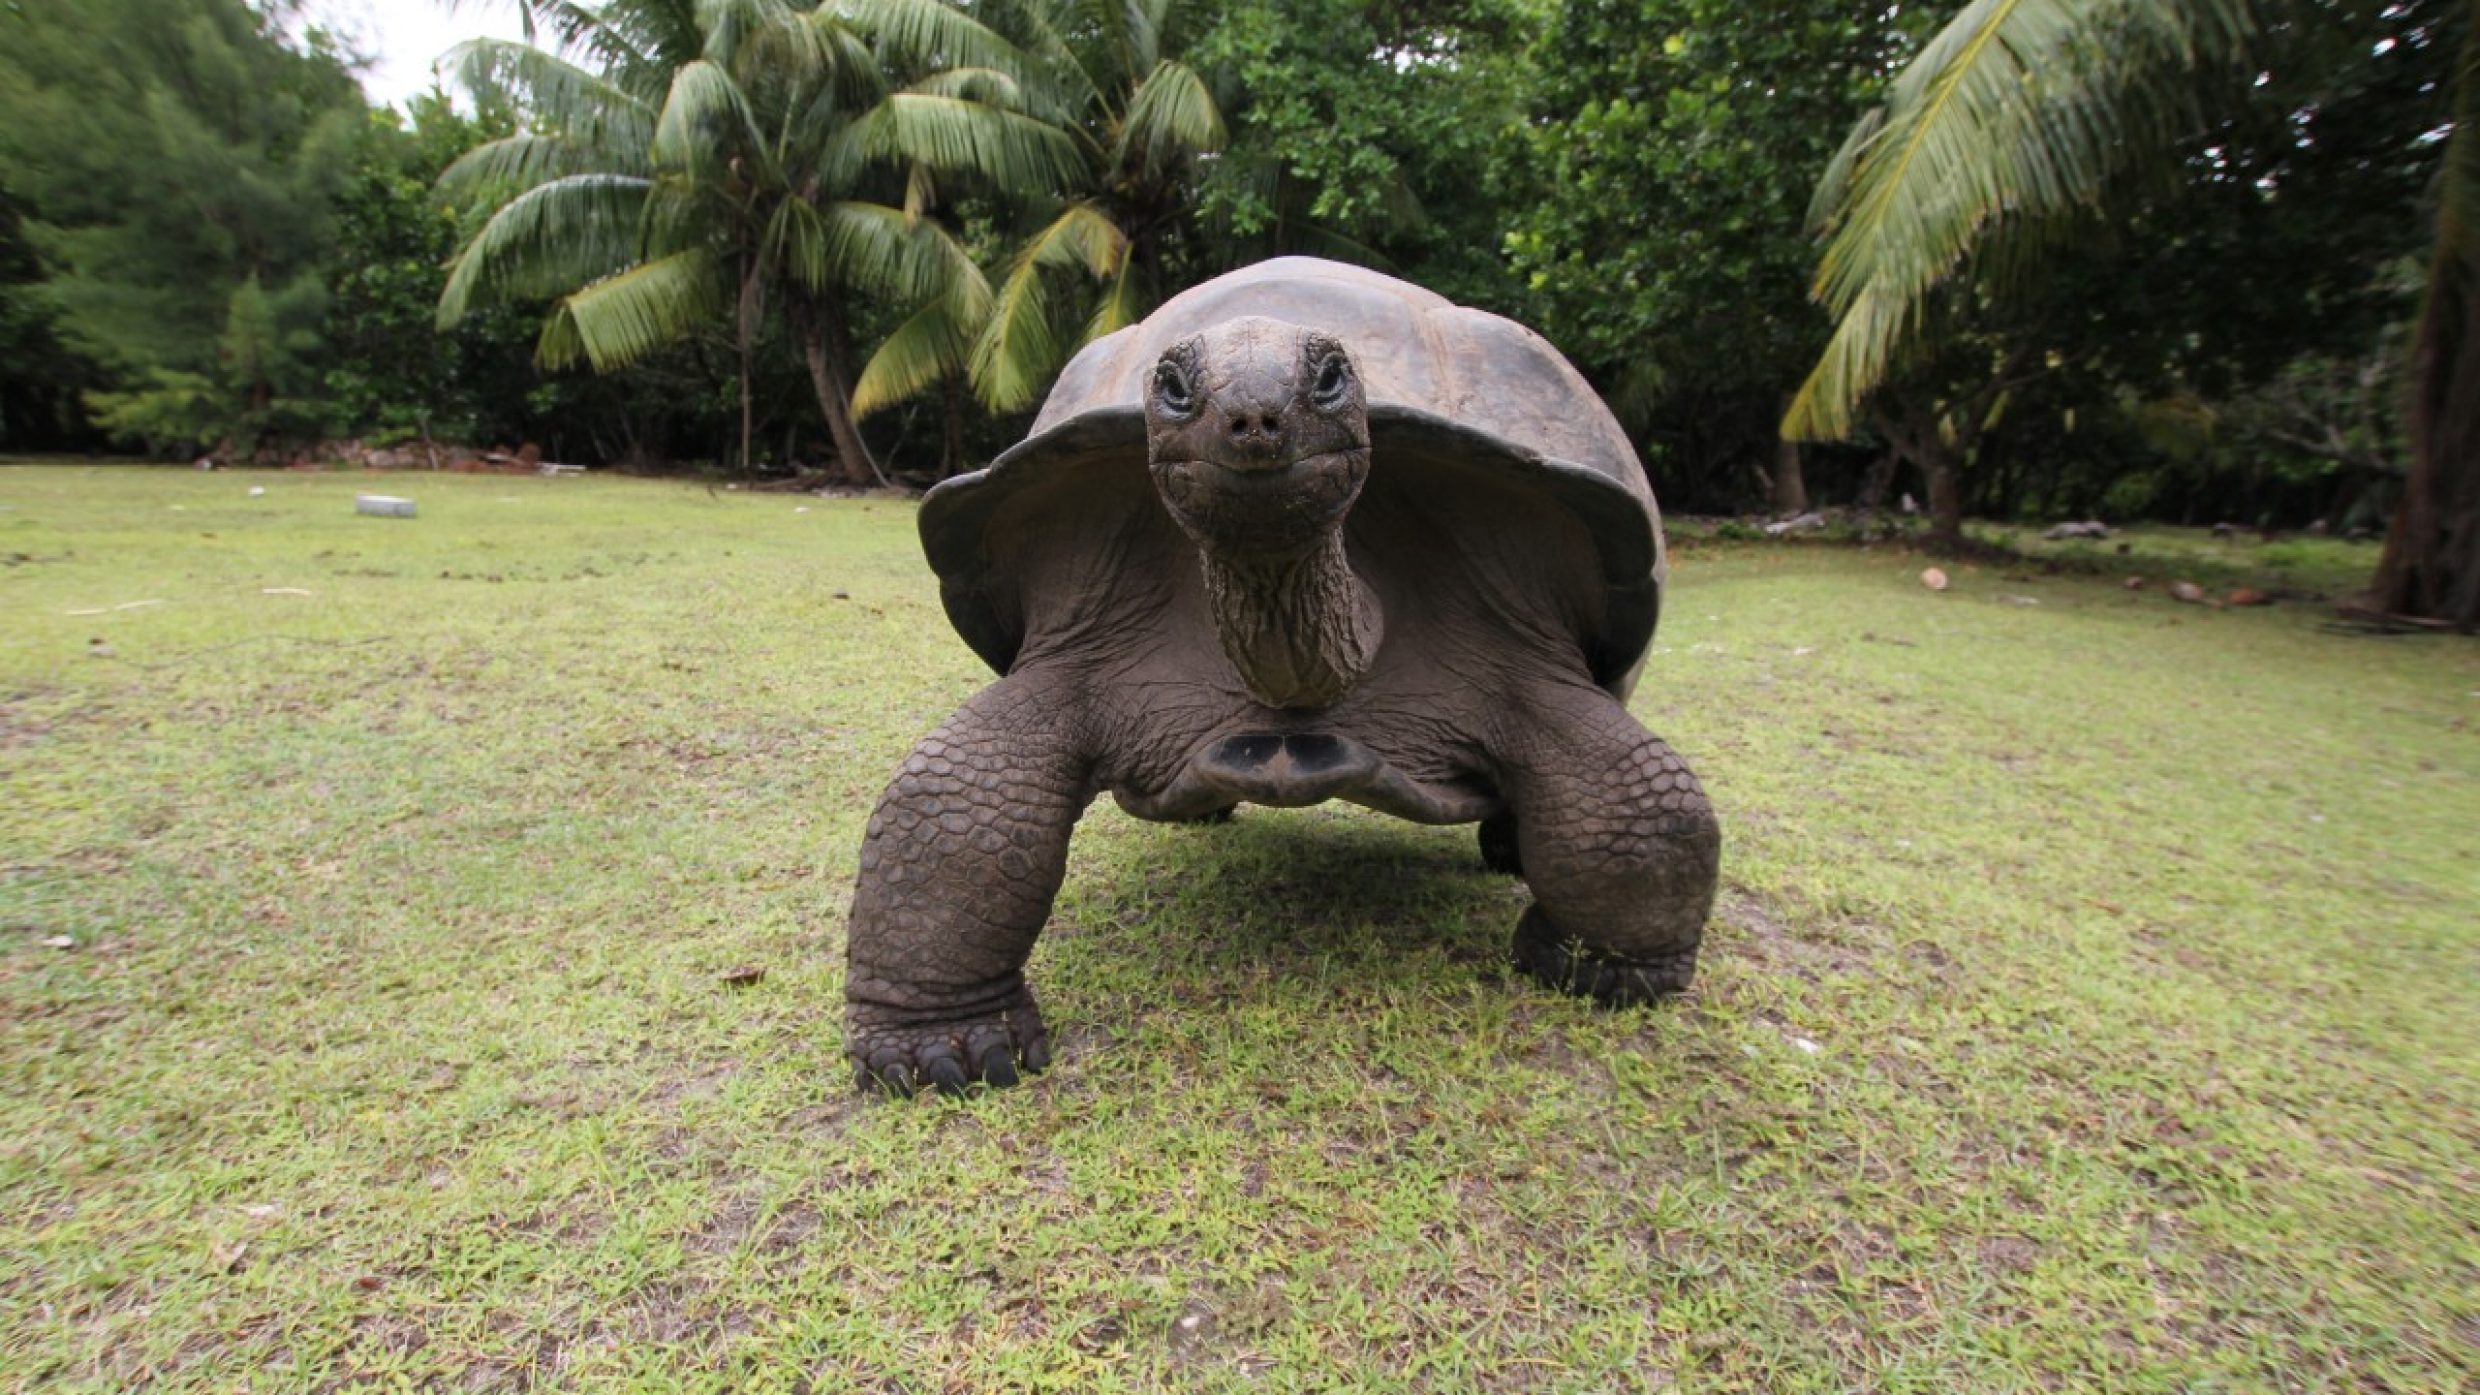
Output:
1491 680 1720 1004
844 674 1091 1094
844 667 1722 1093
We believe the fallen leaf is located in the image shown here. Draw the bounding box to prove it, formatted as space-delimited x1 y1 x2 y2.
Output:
2225 587 2271 606
2169 581 2208 605
42 935 74 949
721 965 767 988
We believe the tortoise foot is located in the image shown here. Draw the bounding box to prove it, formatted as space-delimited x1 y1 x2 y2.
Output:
847 986 1052 1097
1510 907 1697 1007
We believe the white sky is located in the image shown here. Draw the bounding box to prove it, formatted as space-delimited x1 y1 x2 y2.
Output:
305 0 536 109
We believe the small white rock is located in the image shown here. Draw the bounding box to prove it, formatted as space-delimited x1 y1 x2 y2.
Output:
248 486 266 497
42 935 75 950
1791 1036 1821 1055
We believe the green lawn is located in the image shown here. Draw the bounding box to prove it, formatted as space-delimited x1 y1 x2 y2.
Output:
3 464 2475 1393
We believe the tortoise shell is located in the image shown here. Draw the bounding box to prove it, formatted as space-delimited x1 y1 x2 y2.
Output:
918 257 1667 696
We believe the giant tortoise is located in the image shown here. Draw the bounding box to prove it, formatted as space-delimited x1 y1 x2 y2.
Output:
845 257 1721 1093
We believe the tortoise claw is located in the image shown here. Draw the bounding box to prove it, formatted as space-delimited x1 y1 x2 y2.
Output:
847 989 1052 1097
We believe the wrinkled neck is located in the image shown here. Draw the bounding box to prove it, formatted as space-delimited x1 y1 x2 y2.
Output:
1197 528 1384 710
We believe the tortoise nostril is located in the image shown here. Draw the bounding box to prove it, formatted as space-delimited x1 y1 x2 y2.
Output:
1231 410 1279 440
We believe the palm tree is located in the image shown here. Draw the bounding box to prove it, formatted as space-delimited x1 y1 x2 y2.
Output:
852 0 1229 421
1782 0 2476 619
434 0 1077 481
1782 0 2252 442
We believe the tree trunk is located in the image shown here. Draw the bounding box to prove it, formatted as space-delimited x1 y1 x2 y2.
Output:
2373 15 2480 629
1772 436 1809 514
798 300 877 487
1925 451 1964 547
736 260 760 475
1773 395 1809 514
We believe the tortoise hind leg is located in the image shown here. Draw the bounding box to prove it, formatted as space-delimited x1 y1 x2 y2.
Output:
845 672 1093 1094
1491 683 1720 1004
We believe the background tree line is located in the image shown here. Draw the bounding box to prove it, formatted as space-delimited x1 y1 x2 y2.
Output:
0 0 2469 616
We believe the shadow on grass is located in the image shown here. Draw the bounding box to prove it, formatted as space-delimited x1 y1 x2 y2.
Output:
1063 807 1515 982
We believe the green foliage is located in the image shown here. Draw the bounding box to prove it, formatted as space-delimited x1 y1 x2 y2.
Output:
1502 0 1914 500
1194 0 1536 307
924 0 1241 415
80 370 224 454
1785 0 2256 442
85 272 329 452
0 0 365 452
0 189 104 451
441 0 1074 476
325 100 531 446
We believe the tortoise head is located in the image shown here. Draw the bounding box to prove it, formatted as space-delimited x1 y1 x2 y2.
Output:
1143 316 1371 556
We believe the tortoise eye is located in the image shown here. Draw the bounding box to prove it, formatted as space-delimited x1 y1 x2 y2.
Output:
1154 359 1196 416
1310 352 1352 410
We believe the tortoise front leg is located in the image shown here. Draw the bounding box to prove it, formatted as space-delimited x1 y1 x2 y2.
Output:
1491 681 1721 1004
845 673 1093 1095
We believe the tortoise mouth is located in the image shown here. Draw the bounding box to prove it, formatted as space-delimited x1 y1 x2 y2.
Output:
1149 445 1370 551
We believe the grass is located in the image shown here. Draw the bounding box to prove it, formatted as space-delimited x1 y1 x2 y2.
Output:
3 463 2476 1394
1979 522 2385 599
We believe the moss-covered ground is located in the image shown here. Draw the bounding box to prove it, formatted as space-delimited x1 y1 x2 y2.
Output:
4 464 2475 1392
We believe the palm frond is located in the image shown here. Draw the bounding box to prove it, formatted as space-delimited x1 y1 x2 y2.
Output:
536 247 729 371
699 0 802 66
1081 254 1143 342
1115 60 1224 174
437 174 654 327
970 252 1063 412
1083 0 1137 84
972 0 1102 117
833 92 1087 191
1784 0 2254 441
1124 0 1167 76
652 58 766 177
1027 201 1129 278
768 198 987 305
436 133 603 204
908 66 1027 108
969 202 1128 409
445 38 655 154
831 0 1039 77
853 286 988 417
790 20 893 146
